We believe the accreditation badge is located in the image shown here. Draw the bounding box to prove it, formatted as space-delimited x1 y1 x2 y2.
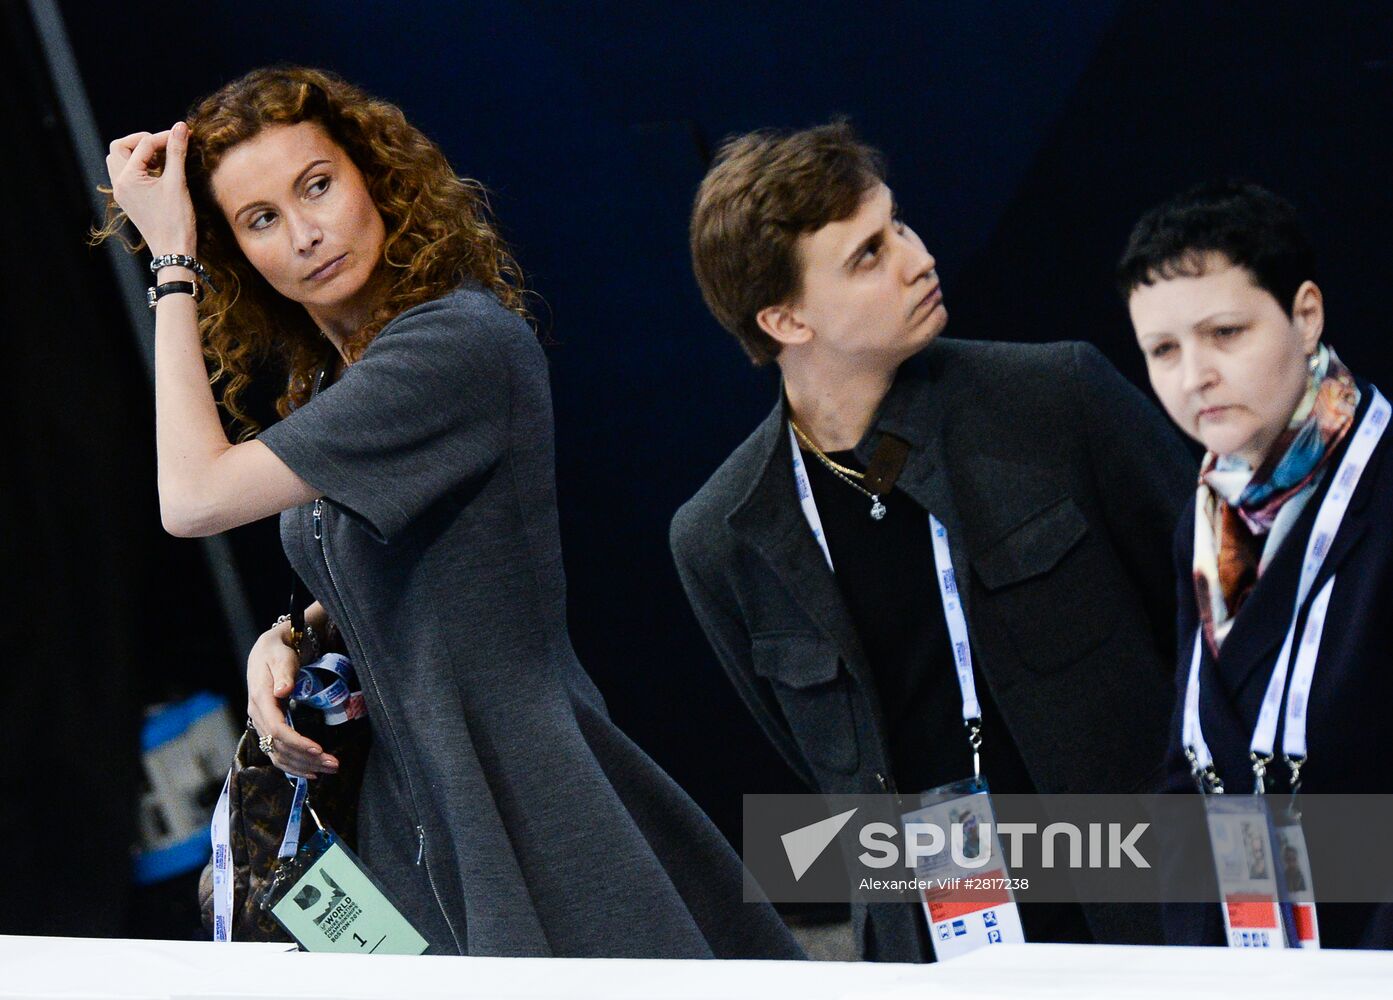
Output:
262 828 428 955
1202 796 1296 949
901 777 1026 961
1271 809 1320 948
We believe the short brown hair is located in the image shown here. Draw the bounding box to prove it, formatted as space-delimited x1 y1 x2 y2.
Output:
689 121 885 365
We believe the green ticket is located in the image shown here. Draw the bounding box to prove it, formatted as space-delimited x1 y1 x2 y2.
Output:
270 836 428 955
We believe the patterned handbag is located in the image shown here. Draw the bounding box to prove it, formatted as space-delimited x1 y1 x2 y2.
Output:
196 585 370 942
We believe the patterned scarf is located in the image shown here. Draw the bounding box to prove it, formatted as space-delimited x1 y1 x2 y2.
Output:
1193 344 1359 654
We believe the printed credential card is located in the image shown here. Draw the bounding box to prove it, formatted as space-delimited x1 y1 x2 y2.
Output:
270 838 428 955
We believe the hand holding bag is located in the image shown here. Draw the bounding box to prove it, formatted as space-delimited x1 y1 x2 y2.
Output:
196 582 370 942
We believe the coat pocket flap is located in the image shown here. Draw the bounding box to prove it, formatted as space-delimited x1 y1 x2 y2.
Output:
974 497 1088 590
751 633 841 688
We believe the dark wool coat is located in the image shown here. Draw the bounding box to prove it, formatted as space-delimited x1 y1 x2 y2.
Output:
259 286 803 959
671 338 1194 961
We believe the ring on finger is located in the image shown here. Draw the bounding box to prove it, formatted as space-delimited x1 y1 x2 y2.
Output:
258 733 275 755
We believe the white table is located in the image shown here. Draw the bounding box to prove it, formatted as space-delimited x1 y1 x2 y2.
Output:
2 935 1388 999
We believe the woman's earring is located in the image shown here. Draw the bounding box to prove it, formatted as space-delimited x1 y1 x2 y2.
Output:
1307 352 1321 377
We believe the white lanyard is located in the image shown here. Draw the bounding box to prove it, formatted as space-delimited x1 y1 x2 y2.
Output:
789 425 984 771
929 514 982 723
211 773 233 942
1183 389 1389 792
790 424 834 572
210 739 306 944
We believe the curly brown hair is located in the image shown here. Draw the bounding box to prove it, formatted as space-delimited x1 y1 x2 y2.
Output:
96 66 529 437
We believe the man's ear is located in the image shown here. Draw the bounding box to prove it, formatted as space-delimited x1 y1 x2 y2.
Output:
756 302 814 348
1291 280 1325 355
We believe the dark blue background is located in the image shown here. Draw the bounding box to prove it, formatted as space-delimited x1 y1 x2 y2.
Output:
60 1 1393 841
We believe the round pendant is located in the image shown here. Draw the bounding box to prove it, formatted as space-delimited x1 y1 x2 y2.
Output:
870 497 887 520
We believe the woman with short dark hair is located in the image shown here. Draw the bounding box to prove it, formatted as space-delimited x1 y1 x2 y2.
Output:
1123 180 1393 949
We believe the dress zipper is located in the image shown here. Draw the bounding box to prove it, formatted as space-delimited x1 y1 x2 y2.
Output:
313 499 462 952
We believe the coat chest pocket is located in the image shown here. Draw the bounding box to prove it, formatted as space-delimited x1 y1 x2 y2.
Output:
972 496 1117 673
751 633 860 775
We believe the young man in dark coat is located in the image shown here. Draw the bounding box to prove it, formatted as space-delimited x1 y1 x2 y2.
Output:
669 122 1194 961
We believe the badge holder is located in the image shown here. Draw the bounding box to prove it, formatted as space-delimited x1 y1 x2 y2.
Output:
1272 759 1320 948
257 803 429 955
1199 786 1297 950
900 721 1026 961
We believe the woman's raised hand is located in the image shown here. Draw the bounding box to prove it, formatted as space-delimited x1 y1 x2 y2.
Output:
246 622 340 779
105 122 197 258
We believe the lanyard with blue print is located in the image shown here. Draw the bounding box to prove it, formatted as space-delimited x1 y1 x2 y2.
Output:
1181 387 1390 950
789 423 1022 960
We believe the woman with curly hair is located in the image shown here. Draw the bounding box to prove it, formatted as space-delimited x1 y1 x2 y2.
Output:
102 66 803 959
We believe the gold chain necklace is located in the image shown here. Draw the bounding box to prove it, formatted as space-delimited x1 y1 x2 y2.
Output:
789 418 888 520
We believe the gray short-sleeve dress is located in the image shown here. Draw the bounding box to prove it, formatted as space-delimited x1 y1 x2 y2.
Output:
257 285 802 958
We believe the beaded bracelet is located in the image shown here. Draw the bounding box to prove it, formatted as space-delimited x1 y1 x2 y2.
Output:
149 253 218 293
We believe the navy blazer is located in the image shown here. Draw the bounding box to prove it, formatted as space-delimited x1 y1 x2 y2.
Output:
1162 381 1393 948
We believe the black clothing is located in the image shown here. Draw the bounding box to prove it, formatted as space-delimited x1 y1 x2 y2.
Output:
806 448 1091 951
673 339 1194 960
804 448 1032 796
1162 381 1393 949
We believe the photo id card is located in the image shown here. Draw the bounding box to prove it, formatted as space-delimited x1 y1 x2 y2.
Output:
267 829 428 955
1203 796 1294 949
1272 810 1320 949
902 777 1025 961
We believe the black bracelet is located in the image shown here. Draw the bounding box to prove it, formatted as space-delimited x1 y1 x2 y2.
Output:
146 280 200 310
149 253 218 293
